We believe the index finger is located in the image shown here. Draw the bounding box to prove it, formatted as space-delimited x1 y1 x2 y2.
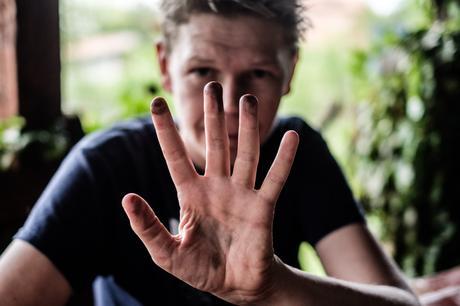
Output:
151 97 197 187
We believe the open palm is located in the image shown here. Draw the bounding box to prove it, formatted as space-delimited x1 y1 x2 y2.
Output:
122 82 298 305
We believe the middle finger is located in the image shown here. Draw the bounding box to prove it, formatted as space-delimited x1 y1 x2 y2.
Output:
204 82 230 177
232 95 260 188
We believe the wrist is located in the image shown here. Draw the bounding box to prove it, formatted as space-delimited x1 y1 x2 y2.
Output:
248 256 298 306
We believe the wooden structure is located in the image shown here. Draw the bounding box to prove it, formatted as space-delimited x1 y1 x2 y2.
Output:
1 0 87 304
0 0 18 118
16 0 62 128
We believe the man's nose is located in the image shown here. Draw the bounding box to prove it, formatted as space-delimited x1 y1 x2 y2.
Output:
221 78 244 115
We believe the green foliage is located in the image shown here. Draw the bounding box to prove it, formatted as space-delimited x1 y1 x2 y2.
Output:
350 0 460 276
0 117 70 171
0 117 26 170
60 0 157 43
60 0 162 133
298 242 326 276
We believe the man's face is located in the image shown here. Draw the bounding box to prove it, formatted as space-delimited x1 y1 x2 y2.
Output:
157 13 297 168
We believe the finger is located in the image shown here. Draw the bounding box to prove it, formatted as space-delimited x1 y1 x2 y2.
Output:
122 193 177 268
259 131 299 204
151 97 197 187
419 286 460 306
232 95 259 187
204 82 230 177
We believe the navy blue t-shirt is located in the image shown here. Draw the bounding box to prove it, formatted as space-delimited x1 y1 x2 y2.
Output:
15 116 364 305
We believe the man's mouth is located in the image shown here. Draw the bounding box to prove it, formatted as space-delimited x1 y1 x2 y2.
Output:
228 134 238 146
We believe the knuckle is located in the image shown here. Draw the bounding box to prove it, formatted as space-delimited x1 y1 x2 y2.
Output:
208 137 226 150
166 147 185 163
155 118 175 130
280 152 295 165
267 172 286 186
242 117 258 129
237 150 257 163
138 216 161 237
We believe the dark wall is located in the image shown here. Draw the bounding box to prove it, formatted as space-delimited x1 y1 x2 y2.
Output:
16 0 62 130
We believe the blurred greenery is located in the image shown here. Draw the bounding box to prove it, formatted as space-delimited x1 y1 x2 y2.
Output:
0 116 70 172
60 0 167 133
0 117 25 171
350 0 460 276
299 242 326 276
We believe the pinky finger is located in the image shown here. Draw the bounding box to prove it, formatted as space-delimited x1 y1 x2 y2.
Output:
259 131 299 204
122 193 177 269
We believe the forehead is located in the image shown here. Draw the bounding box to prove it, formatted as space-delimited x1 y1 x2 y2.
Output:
170 14 287 62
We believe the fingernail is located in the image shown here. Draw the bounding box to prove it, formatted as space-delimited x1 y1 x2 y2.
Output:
204 82 224 112
150 97 167 115
243 95 258 115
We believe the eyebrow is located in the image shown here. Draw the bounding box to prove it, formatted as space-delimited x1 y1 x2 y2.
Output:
186 56 216 65
250 59 280 67
186 55 280 68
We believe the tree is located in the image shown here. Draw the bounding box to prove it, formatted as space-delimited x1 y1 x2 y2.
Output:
351 0 460 276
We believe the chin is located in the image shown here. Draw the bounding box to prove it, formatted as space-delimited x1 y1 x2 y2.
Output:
229 148 238 167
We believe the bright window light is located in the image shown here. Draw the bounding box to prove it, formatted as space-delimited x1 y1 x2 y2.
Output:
366 0 404 16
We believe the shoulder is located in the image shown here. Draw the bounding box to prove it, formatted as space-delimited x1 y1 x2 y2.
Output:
275 116 316 134
58 115 159 180
266 116 325 153
259 116 328 181
274 116 323 142
267 116 340 172
76 115 154 155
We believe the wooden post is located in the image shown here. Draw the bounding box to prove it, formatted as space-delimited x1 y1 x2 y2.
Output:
15 0 62 129
0 0 18 119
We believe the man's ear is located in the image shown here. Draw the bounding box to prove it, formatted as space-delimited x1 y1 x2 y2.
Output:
282 49 299 96
156 41 172 93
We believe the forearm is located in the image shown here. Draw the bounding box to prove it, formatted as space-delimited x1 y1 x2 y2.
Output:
0 241 71 306
256 257 420 306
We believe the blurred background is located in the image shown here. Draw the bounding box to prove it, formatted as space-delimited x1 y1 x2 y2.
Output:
1 0 459 283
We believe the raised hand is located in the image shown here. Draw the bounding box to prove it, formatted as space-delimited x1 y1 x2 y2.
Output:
122 82 299 305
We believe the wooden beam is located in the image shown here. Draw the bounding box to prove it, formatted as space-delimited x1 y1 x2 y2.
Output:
15 0 62 129
0 0 18 119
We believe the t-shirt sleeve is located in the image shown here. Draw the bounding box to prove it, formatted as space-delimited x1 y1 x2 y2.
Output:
292 121 365 246
14 144 110 290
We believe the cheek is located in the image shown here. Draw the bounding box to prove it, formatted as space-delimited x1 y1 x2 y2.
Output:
257 96 281 141
173 84 205 133
244 81 282 141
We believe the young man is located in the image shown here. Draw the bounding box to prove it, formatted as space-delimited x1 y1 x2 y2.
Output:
0 1 420 305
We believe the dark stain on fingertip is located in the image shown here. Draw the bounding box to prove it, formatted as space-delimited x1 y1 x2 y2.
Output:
205 81 222 95
205 82 224 112
133 196 144 206
243 95 258 115
151 97 167 115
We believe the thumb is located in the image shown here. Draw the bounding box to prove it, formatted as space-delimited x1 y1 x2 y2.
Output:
122 193 177 268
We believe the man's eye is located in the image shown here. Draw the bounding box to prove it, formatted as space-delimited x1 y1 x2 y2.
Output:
192 68 212 77
252 69 269 79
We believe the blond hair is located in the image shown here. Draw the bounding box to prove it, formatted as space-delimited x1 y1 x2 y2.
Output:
158 0 309 52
